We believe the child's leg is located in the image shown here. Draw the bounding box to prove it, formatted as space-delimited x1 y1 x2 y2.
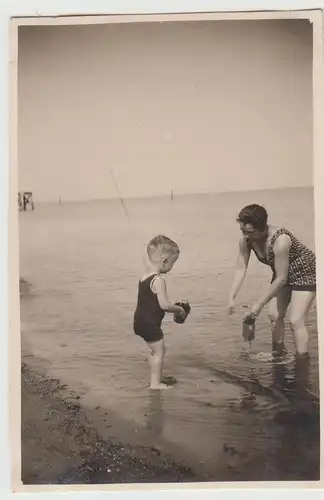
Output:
147 339 169 390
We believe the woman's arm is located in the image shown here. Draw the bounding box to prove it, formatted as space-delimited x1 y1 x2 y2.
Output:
229 237 251 308
153 277 185 315
251 234 291 316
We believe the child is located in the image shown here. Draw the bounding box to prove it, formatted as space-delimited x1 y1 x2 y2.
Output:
134 235 186 390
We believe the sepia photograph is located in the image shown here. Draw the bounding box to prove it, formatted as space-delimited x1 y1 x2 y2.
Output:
12 10 321 488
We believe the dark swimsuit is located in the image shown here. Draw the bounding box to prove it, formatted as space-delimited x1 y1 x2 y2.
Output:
247 228 316 292
133 274 165 343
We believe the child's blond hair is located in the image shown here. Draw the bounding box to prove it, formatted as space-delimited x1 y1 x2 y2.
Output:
147 235 180 260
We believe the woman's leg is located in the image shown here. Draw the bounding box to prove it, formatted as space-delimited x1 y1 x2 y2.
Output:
268 286 291 351
289 290 316 355
147 339 169 390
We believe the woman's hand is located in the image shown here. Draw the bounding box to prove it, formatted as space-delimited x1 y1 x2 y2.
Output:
244 303 262 322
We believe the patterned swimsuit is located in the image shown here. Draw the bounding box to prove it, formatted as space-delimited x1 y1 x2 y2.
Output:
248 228 316 291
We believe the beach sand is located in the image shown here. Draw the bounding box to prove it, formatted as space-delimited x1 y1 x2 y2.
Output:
21 359 198 485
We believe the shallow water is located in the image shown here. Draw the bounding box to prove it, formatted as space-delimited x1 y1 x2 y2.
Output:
19 187 319 481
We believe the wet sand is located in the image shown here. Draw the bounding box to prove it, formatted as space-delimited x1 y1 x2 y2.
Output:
21 360 197 485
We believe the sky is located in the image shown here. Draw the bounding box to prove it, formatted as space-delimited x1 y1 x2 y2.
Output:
17 20 313 202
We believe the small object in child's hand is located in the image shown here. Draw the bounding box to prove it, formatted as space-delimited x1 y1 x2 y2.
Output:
174 301 191 324
242 315 256 347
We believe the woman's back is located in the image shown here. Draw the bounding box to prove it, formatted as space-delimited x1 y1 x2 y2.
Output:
268 228 316 289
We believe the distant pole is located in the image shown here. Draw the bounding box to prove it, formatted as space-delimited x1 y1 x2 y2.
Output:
110 169 130 220
170 189 174 201
20 191 34 211
17 192 22 211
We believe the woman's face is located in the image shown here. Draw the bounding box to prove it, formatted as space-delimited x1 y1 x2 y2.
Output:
239 222 265 241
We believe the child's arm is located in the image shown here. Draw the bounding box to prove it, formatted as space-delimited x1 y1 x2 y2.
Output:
152 276 185 315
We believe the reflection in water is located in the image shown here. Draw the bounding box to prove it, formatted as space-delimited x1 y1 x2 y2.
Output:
271 353 318 407
239 391 257 410
270 354 320 481
271 358 290 391
146 391 164 436
273 408 320 481
294 354 311 389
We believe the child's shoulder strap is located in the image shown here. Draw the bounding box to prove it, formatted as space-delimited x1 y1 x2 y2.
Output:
150 274 166 292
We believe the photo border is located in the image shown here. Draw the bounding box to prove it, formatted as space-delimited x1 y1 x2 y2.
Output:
8 6 324 495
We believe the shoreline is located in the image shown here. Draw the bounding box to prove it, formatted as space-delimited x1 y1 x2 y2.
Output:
21 361 199 485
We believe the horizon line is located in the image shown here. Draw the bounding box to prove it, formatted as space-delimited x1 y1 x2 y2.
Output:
20 184 313 205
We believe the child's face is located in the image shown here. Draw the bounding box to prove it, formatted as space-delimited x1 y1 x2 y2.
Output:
159 252 179 274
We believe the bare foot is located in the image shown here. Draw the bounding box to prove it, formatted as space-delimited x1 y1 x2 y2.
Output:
149 383 171 390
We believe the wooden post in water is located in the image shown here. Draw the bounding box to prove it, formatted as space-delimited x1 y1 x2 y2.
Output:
170 190 174 201
17 192 23 211
19 192 35 211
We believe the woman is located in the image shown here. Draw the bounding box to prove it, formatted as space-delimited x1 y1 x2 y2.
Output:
228 204 316 356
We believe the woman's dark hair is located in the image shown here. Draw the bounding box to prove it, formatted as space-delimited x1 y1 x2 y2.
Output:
237 204 268 232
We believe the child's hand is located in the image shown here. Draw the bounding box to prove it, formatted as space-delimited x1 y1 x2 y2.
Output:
173 301 191 324
174 305 186 319
178 307 187 319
